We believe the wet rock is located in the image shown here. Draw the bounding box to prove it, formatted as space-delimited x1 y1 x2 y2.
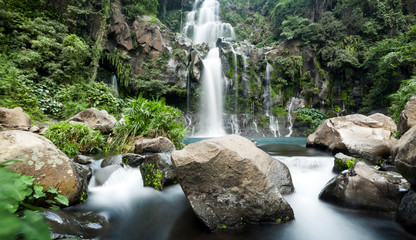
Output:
67 108 117 134
319 162 409 211
333 153 357 173
398 94 416 135
140 153 176 185
101 153 146 168
393 126 416 186
73 155 95 165
171 135 294 230
93 165 122 186
0 107 31 128
267 159 294 194
38 210 108 239
397 190 416 234
307 114 397 164
134 137 175 154
0 130 87 205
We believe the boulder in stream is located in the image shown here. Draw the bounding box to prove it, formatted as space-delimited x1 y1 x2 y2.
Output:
398 94 416 135
171 135 294 230
319 162 409 212
307 114 397 164
0 130 88 204
393 125 416 186
397 190 416 234
134 136 176 154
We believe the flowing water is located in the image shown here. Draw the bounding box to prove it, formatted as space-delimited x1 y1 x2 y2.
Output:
84 138 415 240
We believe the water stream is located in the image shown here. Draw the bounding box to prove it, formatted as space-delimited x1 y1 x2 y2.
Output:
83 138 414 240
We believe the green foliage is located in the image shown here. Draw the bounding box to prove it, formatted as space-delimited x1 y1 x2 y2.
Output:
389 76 416 121
140 163 164 190
110 95 186 152
54 81 122 120
0 159 73 240
44 122 107 157
122 0 159 22
105 49 132 89
334 157 358 172
294 108 327 135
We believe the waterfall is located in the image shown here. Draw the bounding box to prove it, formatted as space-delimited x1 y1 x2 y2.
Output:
265 61 281 137
286 97 295 137
111 74 119 94
183 0 235 137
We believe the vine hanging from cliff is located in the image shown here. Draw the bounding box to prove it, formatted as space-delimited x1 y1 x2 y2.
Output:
105 48 132 88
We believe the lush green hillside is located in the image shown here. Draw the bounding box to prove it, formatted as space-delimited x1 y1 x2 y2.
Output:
1 0 415 122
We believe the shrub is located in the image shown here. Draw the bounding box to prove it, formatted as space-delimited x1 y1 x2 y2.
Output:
44 122 107 157
54 81 123 120
109 95 187 152
294 108 328 135
389 76 416 121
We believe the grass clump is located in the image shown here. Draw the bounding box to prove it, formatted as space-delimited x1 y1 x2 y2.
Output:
109 95 187 152
44 122 107 157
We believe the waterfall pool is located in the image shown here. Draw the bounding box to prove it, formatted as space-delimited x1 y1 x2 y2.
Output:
83 137 415 240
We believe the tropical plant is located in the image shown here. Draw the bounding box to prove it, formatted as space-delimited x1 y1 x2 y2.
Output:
0 159 69 240
44 122 107 156
389 76 416 121
294 108 328 135
140 163 164 190
109 95 187 152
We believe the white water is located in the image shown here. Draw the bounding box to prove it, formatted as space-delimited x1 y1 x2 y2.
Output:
184 0 236 137
111 74 119 94
286 97 295 137
264 62 281 137
183 0 235 45
197 48 226 136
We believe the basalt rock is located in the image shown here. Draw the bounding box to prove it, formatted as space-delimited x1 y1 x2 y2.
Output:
397 190 416 234
319 162 409 212
134 137 175 154
171 135 294 230
67 108 117 134
307 114 397 164
0 130 87 205
393 125 416 186
398 94 416 135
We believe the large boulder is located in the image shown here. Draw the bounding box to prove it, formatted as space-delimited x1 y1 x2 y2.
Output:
0 107 31 129
319 162 409 212
397 190 416 234
171 135 294 230
393 125 416 186
398 94 416 135
67 108 117 134
368 113 397 132
38 210 108 239
0 130 87 204
134 137 175 154
307 114 397 164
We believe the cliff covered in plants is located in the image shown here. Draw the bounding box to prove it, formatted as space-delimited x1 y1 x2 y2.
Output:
1 0 415 136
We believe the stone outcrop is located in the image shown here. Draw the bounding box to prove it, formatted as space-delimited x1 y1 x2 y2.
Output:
0 107 31 130
67 108 117 134
398 94 416 135
134 136 175 154
171 135 294 230
0 130 87 204
397 190 416 234
38 210 108 239
306 114 397 164
392 125 416 186
319 162 409 211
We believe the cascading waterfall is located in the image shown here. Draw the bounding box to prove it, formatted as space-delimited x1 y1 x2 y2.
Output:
111 74 119 94
286 97 295 137
183 0 235 137
265 61 281 137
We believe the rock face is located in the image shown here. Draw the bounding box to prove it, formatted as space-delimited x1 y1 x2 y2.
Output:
397 190 416 234
38 210 108 239
67 108 116 134
0 130 87 204
0 107 31 128
392 125 416 186
134 137 175 154
398 94 416 135
171 135 294 230
306 114 397 164
319 162 409 211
